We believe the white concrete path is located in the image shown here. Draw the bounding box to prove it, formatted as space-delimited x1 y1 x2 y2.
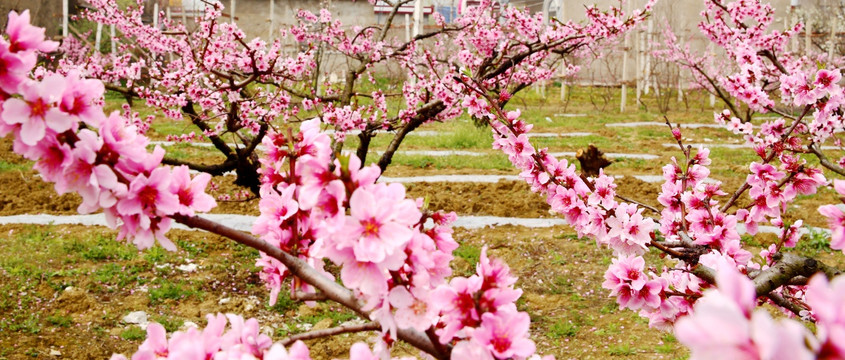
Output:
0 214 826 236
662 143 840 150
0 214 568 230
607 122 725 129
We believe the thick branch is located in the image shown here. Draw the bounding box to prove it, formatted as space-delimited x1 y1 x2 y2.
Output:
161 157 238 175
181 101 235 159
280 322 380 346
172 215 446 359
809 143 845 176
377 101 446 171
753 252 841 297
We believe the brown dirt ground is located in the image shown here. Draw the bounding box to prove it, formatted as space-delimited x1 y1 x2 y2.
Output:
0 223 688 360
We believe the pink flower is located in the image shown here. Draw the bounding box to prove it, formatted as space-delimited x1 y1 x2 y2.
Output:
675 266 815 360
1 75 71 145
602 255 662 311
117 167 180 219
819 204 845 251
432 276 483 343
814 69 841 92
59 70 106 126
253 184 299 238
388 286 437 332
0 40 31 93
472 306 536 359
451 340 494 360
341 183 420 263
169 166 216 216
606 203 654 255
5 10 59 53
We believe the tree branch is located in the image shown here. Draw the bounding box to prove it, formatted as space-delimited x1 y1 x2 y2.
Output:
377 101 446 171
753 252 842 297
280 322 380 347
172 214 447 359
809 143 845 176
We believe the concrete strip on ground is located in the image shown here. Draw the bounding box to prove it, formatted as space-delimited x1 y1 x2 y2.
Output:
606 122 726 129
0 214 826 235
0 214 568 230
662 143 840 150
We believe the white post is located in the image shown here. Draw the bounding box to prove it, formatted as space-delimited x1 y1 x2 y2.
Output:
166 6 172 25
153 3 159 29
558 0 566 103
806 16 812 54
413 0 423 37
269 0 275 40
620 26 629 112
405 14 411 42
110 24 116 53
644 19 653 95
231 0 236 24
708 42 716 107
62 0 68 38
460 0 467 15
95 23 103 52
635 27 642 106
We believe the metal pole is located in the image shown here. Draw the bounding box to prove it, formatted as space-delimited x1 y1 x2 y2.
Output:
620 1 630 112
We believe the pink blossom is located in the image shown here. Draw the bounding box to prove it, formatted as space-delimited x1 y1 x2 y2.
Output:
1 75 71 145
169 166 216 216
341 183 420 263
472 306 536 359
5 10 59 53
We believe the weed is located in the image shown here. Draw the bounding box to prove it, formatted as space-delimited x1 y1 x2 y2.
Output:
46 313 73 328
607 344 637 356
120 326 146 341
547 320 578 338
453 243 481 265
151 315 184 332
796 226 831 256
149 281 198 304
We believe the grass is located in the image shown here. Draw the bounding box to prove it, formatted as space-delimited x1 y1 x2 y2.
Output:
149 281 200 305
119 326 146 341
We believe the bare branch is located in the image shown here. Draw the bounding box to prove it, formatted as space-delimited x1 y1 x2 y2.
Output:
172 215 448 359
280 322 379 347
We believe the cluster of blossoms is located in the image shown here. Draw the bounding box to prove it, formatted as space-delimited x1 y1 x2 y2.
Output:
472 0 845 356
0 10 216 250
109 314 311 360
250 118 548 359
3 9 558 360
676 263 845 359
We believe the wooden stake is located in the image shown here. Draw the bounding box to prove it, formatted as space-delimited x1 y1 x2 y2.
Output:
110 24 116 53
